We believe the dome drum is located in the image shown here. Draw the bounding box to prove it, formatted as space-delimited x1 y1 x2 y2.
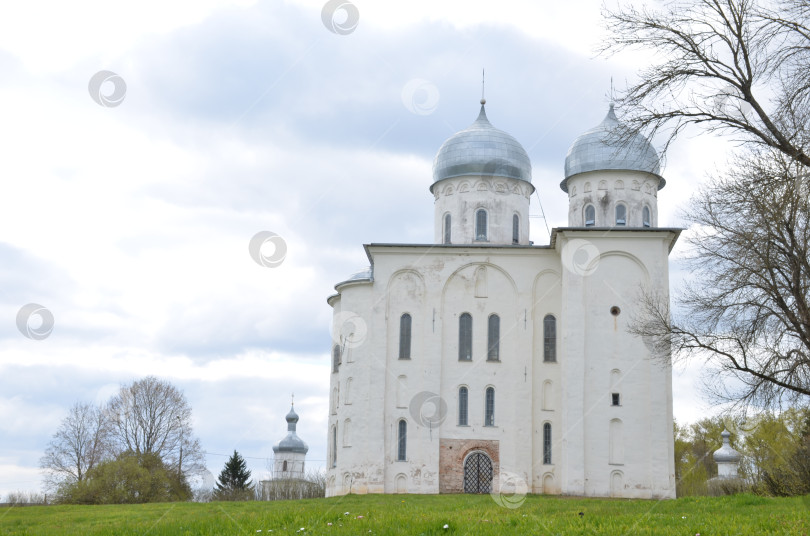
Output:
565 171 659 228
433 175 531 245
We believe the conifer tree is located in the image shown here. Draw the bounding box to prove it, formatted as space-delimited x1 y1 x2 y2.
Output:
213 450 253 500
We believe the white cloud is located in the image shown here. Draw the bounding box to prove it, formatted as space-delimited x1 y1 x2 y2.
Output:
0 0 258 73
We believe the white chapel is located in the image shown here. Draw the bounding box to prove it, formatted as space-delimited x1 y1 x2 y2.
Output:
325 97 678 499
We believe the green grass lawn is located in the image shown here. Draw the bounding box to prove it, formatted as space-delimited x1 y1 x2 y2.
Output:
0 493 807 535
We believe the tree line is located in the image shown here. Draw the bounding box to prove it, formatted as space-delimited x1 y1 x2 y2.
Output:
40 376 205 504
675 408 810 496
38 376 324 504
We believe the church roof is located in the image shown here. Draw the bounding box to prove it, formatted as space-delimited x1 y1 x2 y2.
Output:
431 102 533 190
273 404 309 455
561 103 664 191
713 429 741 463
334 266 373 291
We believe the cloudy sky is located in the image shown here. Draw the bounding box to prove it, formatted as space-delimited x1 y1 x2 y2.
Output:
0 0 735 497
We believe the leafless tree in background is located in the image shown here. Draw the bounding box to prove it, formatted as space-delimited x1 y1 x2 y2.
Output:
601 0 809 166
106 376 205 479
40 402 109 492
605 0 810 411
632 150 810 409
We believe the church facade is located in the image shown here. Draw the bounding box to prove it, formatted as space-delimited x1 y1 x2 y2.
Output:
325 99 678 499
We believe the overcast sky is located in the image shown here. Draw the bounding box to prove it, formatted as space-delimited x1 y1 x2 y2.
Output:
0 0 735 497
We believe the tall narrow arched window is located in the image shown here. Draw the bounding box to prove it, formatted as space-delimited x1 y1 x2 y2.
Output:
344 378 353 405
615 204 627 226
459 313 472 361
512 214 519 244
444 213 452 244
331 425 337 467
343 419 351 446
485 387 495 426
399 313 412 360
610 419 624 464
642 206 651 228
283 460 288 472
332 345 341 373
475 209 488 241
585 205 595 227
543 423 552 464
542 380 553 410
458 387 468 425
487 314 500 361
543 315 556 362
397 420 407 461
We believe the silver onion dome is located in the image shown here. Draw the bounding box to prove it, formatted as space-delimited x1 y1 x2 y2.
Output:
561 103 664 192
713 429 741 463
431 102 532 191
272 405 309 454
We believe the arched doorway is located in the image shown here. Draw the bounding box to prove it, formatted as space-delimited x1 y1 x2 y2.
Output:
463 451 493 493
610 471 624 497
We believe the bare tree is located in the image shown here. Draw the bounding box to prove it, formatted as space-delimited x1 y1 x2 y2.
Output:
106 376 205 479
633 150 810 409
40 402 109 492
601 0 810 166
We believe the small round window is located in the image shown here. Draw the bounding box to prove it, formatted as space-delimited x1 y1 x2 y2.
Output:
610 306 621 316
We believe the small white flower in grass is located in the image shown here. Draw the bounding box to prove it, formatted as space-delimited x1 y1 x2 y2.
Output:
344 512 350 515
443 524 449 529
327 522 332 526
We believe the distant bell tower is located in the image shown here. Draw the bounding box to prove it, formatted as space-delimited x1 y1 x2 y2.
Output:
272 397 308 480
560 103 665 228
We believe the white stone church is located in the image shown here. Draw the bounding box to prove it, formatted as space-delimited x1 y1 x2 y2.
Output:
325 97 678 499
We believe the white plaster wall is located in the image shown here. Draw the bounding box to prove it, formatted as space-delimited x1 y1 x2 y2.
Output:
326 232 676 499
326 283 387 496
556 230 676 499
565 170 661 228
717 462 738 478
532 269 562 494
273 453 306 480
432 176 533 245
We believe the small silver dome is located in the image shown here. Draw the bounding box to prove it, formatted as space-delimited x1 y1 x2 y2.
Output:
346 267 372 282
272 404 309 454
431 104 532 191
561 104 664 192
713 429 741 463
334 266 372 290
